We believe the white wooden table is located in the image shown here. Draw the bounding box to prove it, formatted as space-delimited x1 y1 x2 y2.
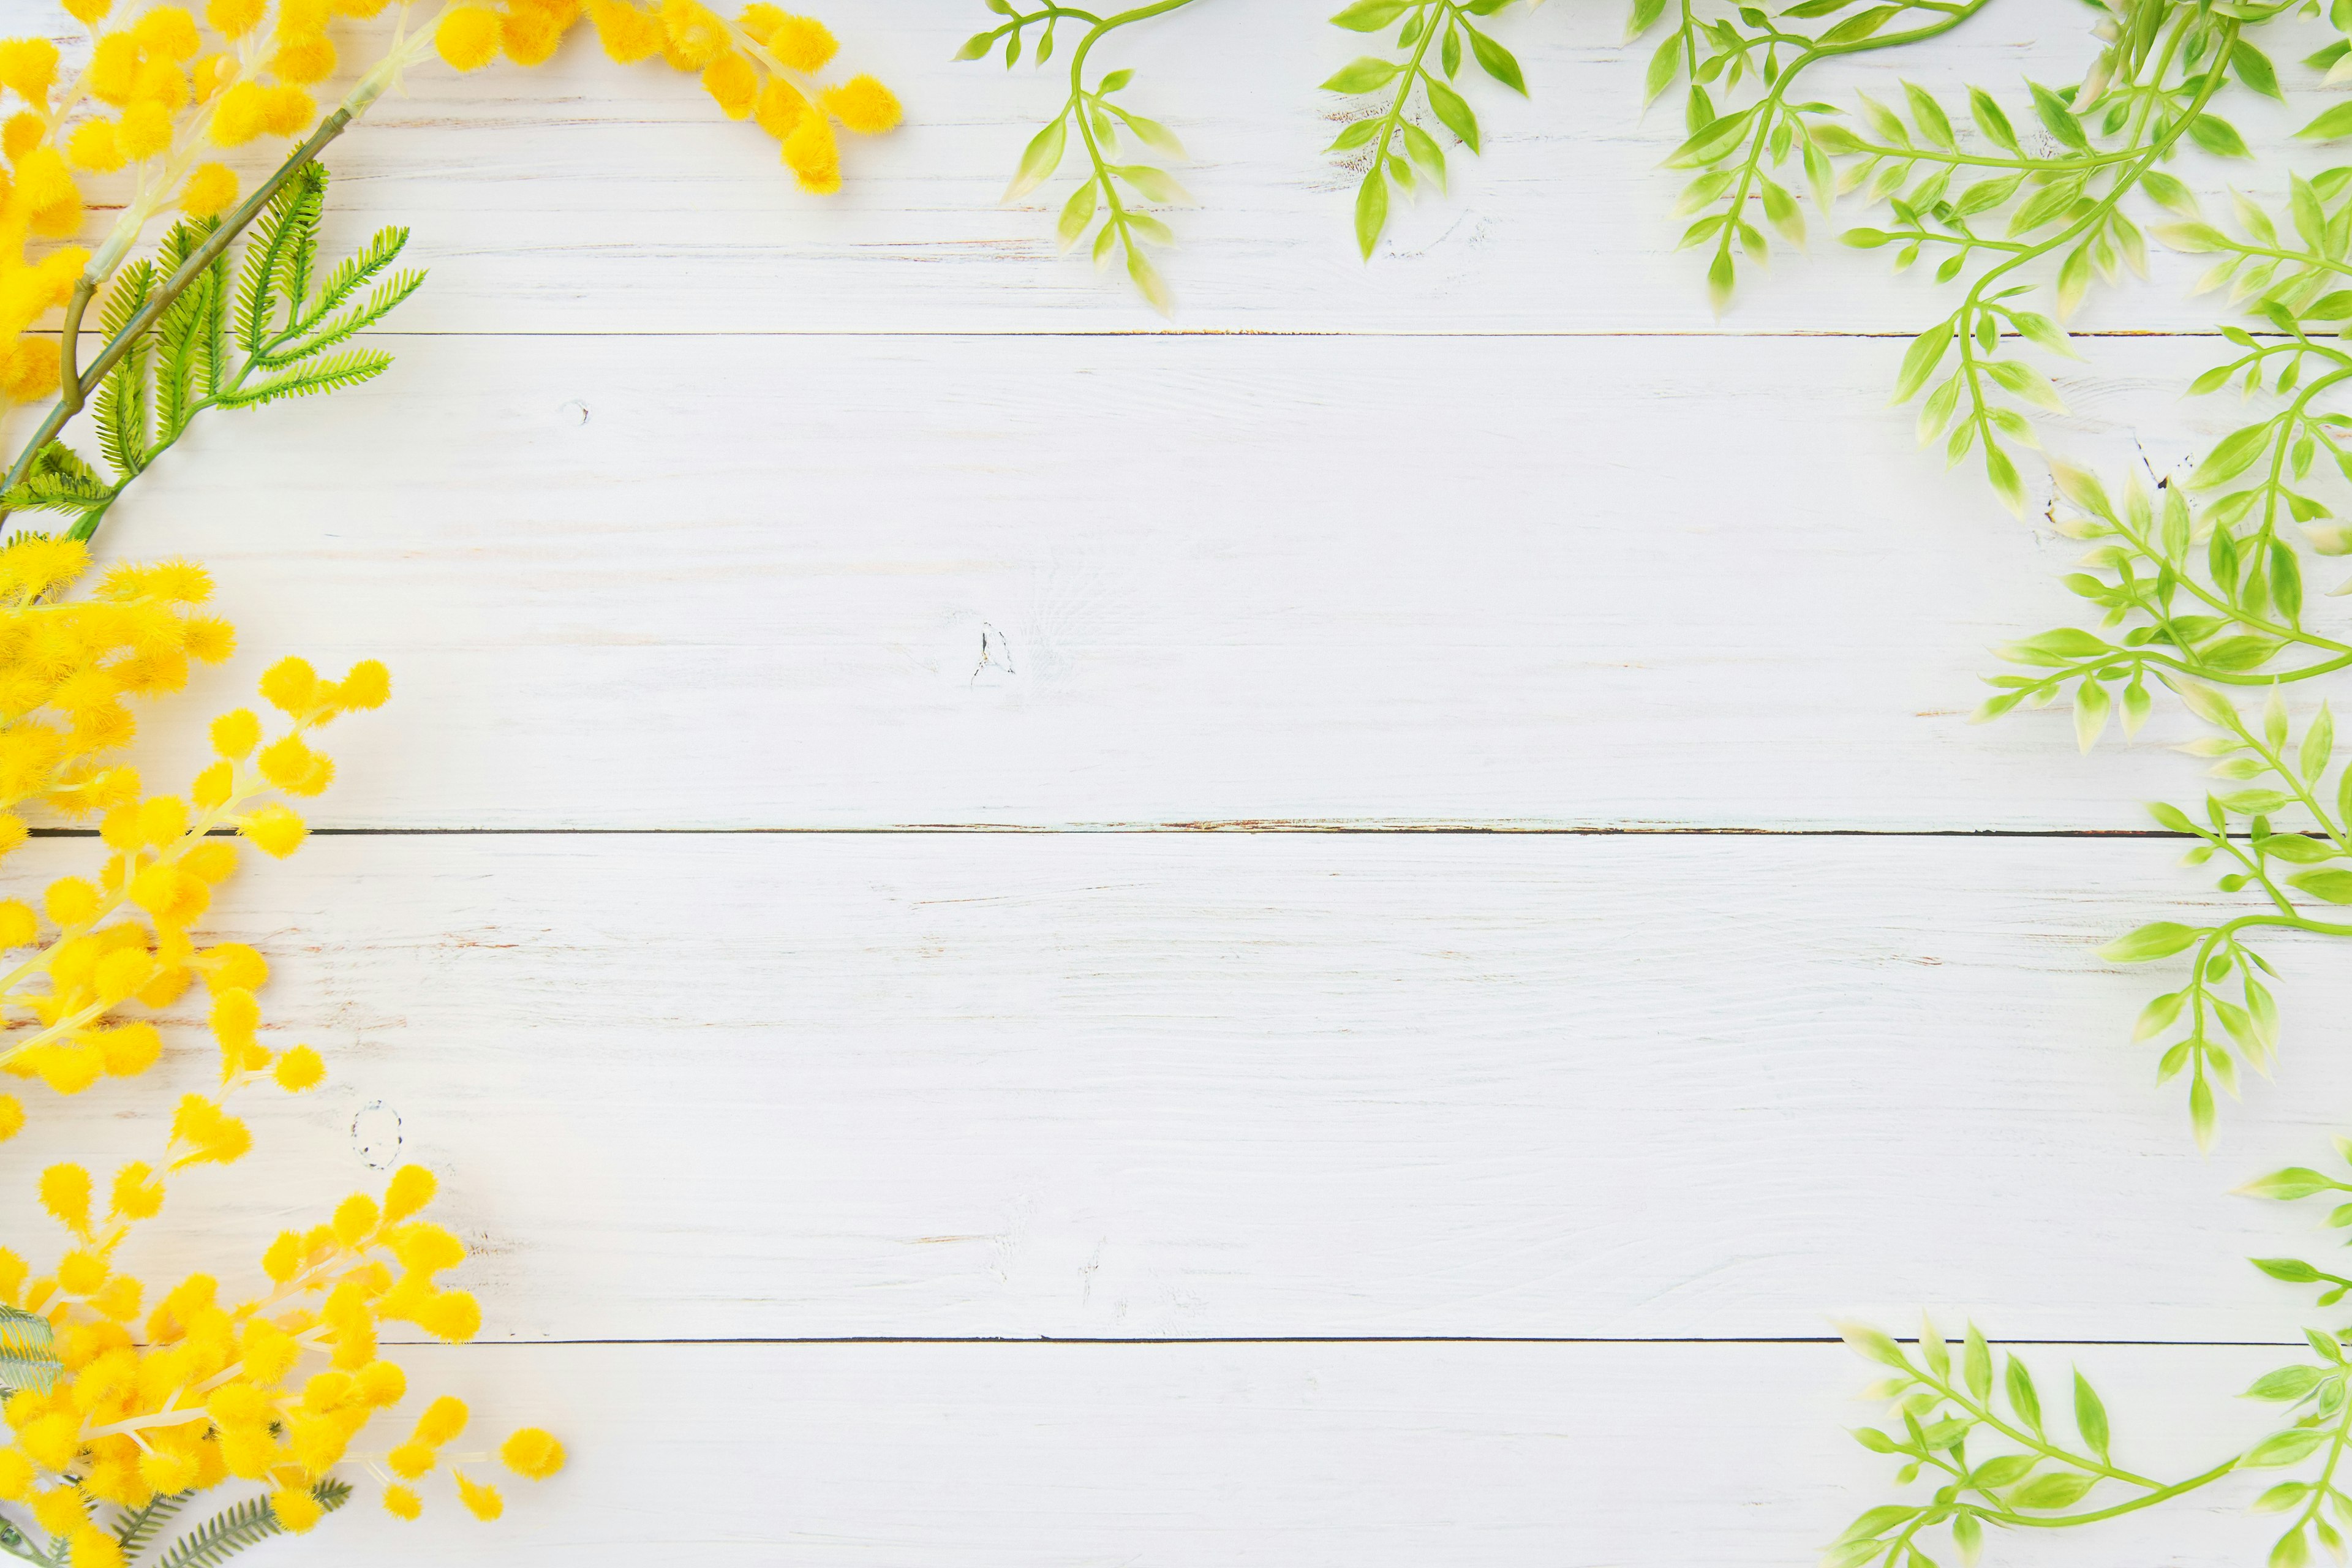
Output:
9 1 2346 1561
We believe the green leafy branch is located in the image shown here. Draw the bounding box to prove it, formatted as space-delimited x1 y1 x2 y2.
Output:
1849 4 2251 511
960 0 1202 312
0 1480 349 1568
1829 1142 2352 1568
2090 682 2352 1142
1320 0 1531 258
1632 0 2002 311
1826 1319 2236 1566
4 164 420 544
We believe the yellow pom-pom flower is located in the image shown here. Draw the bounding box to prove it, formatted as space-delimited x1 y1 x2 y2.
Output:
0 39 58 103
764 11 834 72
179 162 238 215
821 73 899 135
436 7 503 71
0 334 56 403
271 1044 324 1091
453 1472 503 1521
783 111 839 194
500 1427 566 1480
236 803 306 858
258 84 314 136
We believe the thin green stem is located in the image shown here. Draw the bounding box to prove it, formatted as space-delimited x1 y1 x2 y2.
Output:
1707 0 2000 285
1973 1458 2240 1527
1 104 357 509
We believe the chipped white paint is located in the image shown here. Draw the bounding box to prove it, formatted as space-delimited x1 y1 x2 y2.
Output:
0 0 2319 1559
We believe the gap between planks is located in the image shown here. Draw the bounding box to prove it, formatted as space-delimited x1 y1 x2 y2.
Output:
420 1335 2326 1348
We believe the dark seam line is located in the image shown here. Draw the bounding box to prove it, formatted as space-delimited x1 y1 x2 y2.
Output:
419 1335 2318 1348
12 328 2272 342
21 826 2218 839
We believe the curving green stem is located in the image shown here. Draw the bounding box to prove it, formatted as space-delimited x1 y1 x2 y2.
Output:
1702 0 1999 303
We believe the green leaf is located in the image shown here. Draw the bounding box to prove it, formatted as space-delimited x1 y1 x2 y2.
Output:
1664 107 1757 169
1891 323 1953 402
1125 245 1173 316
1004 115 1068 201
1321 56 1403 94
1056 178 1098 251
2290 869 2352 904
1968 86 2018 151
2029 81 2088 150
2133 989 2185 1041
2005 1354 2043 1431
1997 627 2108 665
2219 790 2295 815
2073 1370 2110 1458
953 30 998 61
1985 442 2026 515
2243 1425 2332 1466
1114 164 1193 205
2008 1470 2093 1508
1425 77 1480 151
1902 82 1954 149
1963 1325 1992 1400
2252 1257 2326 1283
2100 922 2201 962
2256 1480 2315 1512
1354 168 1389 260
2299 101 2352 141
1330 0 1412 29
1834 1505 1921 1545
2245 1365 2329 1400
1970 1454 2034 1487
2192 424 2278 489
2232 40 2283 98
2075 677 2110 752
1838 1321 1911 1369
1643 30 1682 102
2304 704 2334 782
2243 1168 2350 1200
1465 26 1525 93
2187 115 2252 159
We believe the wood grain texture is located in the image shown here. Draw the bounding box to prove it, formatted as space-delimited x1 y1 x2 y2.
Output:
65 328 2296 831
0 0 2336 336
7 831 2346 1343
160 1340 2295 1567
0 0 2320 1556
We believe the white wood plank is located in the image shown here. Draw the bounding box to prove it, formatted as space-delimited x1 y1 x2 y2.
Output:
63 329 2285 831
142 1340 2297 1566
12 831 2352 1343
6 0 2334 337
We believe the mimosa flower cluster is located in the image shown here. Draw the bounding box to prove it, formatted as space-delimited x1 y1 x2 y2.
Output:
0 537 231 854
0 0 895 417
0 540 560 1555
574 0 899 192
1 1160 562 1562
0 535 377 1148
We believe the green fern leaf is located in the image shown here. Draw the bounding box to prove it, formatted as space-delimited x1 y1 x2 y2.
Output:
216 348 393 409
233 177 306 357
150 1480 348 1568
276 168 325 331
284 224 409 335
113 1492 188 1556
0 1305 59 1396
258 270 425 368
